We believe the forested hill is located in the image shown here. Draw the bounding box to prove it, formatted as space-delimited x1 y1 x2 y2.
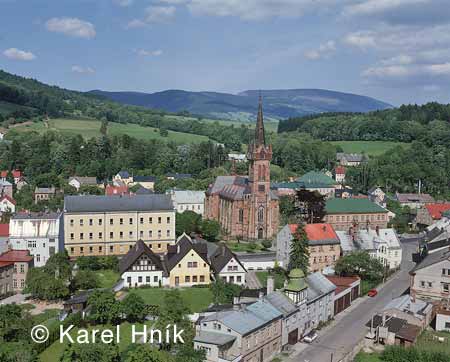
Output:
89 88 392 121
277 103 450 143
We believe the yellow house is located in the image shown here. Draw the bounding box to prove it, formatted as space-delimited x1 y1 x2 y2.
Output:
64 195 175 258
165 233 211 287
131 176 156 191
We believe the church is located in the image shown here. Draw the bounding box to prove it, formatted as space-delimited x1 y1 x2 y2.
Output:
204 98 279 240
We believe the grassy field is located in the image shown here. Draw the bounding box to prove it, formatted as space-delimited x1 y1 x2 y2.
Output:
97 269 120 289
226 241 264 253
129 287 213 313
416 330 450 355
331 141 409 157
10 118 210 143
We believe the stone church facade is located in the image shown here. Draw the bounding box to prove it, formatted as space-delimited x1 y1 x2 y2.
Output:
204 98 279 240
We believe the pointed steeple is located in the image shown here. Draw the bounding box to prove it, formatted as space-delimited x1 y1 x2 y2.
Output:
254 94 265 146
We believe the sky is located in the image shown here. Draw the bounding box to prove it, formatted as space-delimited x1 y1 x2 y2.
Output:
1 0 450 106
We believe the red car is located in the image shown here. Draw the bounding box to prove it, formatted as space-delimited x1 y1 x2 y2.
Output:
367 289 378 297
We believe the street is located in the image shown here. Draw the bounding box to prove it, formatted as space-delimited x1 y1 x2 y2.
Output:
291 240 418 362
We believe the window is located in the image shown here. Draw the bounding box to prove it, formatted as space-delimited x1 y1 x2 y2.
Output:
420 281 425 287
149 217 153 224
70 233 74 240
127 277 131 284
445 322 450 329
120 218 123 225
70 219 74 226
36 254 40 263
99 219 102 226
200 275 205 282
140 231 144 237
99 246 102 252
146 276 150 283
138 276 142 283
70 247 74 254
185 276 190 283
129 218 133 225
89 232 93 240
158 230 162 238
237 276 242 283
99 232 103 239
166 230 170 237
80 233 84 240
193 276 198 283
80 219 84 226
110 219 114 225
154 276 158 283
428 282 433 288
140 217 144 224
444 284 450 293
110 245 114 252
129 231 133 238
258 184 265 192
110 232 114 238
239 209 244 223
149 230 153 237
120 232 123 239
89 219 93 226
158 243 161 249
89 246 93 254
158 217 162 224
80 247 84 254
167 217 171 224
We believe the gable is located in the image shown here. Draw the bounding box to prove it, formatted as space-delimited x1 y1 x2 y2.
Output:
219 257 246 274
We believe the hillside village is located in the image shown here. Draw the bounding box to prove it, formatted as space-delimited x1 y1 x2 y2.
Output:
1 98 450 362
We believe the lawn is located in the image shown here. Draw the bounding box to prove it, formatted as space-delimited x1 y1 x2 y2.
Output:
97 269 120 289
354 352 382 362
226 241 264 253
256 271 286 290
416 330 450 355
11 118 210 144
129 287 213 313
331 141 410 157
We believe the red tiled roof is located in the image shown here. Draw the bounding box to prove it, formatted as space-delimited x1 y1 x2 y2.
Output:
0 250 33 262
425 203 450 220
0 170 22 178
105 185 129 196
0 261 13 267
288 224 299 234
304 223 338 241
0 195 16 205
326 275 360 287
0 223 9 237
334 166 346 174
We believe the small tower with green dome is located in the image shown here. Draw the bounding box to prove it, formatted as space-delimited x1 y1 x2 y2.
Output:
284 268 308 305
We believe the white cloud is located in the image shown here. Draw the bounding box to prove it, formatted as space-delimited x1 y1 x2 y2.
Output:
71 65 95 74
46 17 96 39
343 0 429 17
343 31 377 49
3 48 36 61
304 40 336 60
145 6 176 23
113 0 133 6
126 19 146 28
380 55 414 66
135 49 163 56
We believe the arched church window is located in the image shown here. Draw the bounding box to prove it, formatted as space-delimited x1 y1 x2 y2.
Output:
258 207 264 223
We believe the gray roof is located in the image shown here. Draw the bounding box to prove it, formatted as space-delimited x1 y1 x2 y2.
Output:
264 291 298 317
135 187 154 195
35 187 55 194
118 171 130 178
64 195 174 213
12 212 61 220
171 190 205 204
382 295 432 319
69 176 98 185
119 239 167 275
194 331 236 346
336 153 365 162
134 175 156 182
410 247 450 273
337 228 401 253
395 193 435 204
306 272 336 303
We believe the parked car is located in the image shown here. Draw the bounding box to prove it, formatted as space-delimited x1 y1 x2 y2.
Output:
303 330 318 343
367 289 378 297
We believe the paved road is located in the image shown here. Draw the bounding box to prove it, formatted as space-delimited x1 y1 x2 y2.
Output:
292 240 418 362
246 271 263 289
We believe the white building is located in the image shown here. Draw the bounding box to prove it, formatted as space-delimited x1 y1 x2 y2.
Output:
209 244 246 286
169 190 205 215
68 176 98 191
337 227 402 269
0 195 15 214
9 212 63 267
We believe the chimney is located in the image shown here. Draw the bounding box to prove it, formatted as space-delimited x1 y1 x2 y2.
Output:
322 225 327 232
267 276 275 295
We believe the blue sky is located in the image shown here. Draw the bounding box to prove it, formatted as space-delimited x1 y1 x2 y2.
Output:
1 0 450 106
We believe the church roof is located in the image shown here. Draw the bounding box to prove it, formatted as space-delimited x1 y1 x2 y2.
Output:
254 95 265 146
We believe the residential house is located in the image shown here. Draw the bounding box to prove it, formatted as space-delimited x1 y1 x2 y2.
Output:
0 195 15 214
409 246 450 302
34 187 56 204
68 176 98 191
209 244 246 286
326 275 360 316
194 299 283 362
0 261 13 298
335 186 353 199
0 250 33 292
166 173 192 181
63 194 175 258
238 252 276 271
381 295 433 329
131 176 156 190
9 212 63 267
0 180 13 198
365 315 421 347
119 239 167 288
416 203 450 227
169 190 205 215
134 186 153 195
276 223 341 272
368 187 387 208
334 166 346 184
114 171 133 185
337 227 402 269
324 198 389 231
165 233 211 287
0 223 8 253
436 302 450 332
296 171 338 198
395 192 435 210
228 153 247 163
105 184 130 196
0 170 22 185
336 153 366 166
305 272 336 331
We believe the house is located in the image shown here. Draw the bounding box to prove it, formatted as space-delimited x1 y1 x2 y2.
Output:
436 303 450 332
0 195 15 214
335 186 353 199
368 187 387 208
325 198 389 231
63 194 175 258
9 212 63 267
16 177 28 191
0 250 33 292
336 153 366 166
169 190 205 215
165 233 211 287
194 299 283 362
114 171 133 185
68 176 98 191
228 153 247 163
166 173 192 181
209 244 246 286
119 239 167 288
271 181 302 197
334 166 346 184
34 187 56 204
0 261 13 298
395 192 435 209
0 223 9 253
409 246 450 302
365 315 421 347
416 203 450 227
238 252 276 271
336 227 402 269
326 275 360 316
305 272 336 331
131 176 156 190
0 170 22 184
105 184 130 196
296 171 338 198
381 295 433 329
276 223 341 272
0 180 13 198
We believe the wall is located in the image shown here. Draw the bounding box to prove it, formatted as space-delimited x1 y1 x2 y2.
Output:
218 257 246 285
169 251 210 287
325 213 388 231
411 259 450 301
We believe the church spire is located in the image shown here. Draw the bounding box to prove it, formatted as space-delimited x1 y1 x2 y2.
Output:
254 94 265 146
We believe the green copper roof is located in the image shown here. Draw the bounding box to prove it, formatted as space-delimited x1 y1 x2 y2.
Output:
288 268 305 279
285 268 308 292
297 171 337 188
325 198 388 214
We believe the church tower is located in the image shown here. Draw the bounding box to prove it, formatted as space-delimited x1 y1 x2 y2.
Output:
247 96 273 239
